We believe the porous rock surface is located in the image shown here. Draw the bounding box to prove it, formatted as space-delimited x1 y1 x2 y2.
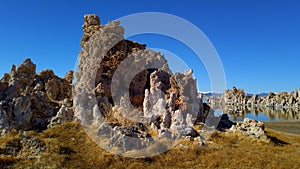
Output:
0 59 73 134
74 14 206 152
228 118 267 140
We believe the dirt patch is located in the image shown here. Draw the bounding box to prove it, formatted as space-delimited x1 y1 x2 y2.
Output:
265 121 300 135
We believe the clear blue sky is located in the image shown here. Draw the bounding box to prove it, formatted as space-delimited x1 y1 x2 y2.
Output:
0 0 299 94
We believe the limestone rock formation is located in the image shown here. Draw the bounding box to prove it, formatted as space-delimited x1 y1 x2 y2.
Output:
81 14 101 47
74 18 125 126
215 86 300 110
205 87 300 121
221 86 246 105
0 59 73 134
228 118 266 140
74 14 206 153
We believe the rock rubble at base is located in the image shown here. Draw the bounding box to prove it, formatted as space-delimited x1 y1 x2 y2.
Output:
0 131 46 159
228 118 266 140
212 114 267 140
214 114 267 140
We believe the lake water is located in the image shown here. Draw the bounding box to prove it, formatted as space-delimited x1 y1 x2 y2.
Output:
210 106 300 122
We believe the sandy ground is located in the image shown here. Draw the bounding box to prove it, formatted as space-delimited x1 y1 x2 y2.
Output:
265 120 300 135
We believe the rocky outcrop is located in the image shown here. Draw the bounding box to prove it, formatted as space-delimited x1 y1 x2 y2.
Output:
215 86 300 110
73 14 208 154
227 118 267 140
221 86 247 105
205 87 300 121
0 59 73 134
75 14 204 123
250 90 300 110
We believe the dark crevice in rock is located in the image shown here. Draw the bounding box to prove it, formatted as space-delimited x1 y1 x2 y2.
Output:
129 68 158 108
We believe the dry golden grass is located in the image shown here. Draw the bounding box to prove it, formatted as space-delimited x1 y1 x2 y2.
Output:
147 129 159 137
0 133 21 149
0 156 16 168
0 121 299 169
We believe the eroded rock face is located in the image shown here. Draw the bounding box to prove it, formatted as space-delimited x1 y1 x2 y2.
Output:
74 14 206 151
0 59 73 133
81 14 101 47
94 40 146 101
74 18 125 126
